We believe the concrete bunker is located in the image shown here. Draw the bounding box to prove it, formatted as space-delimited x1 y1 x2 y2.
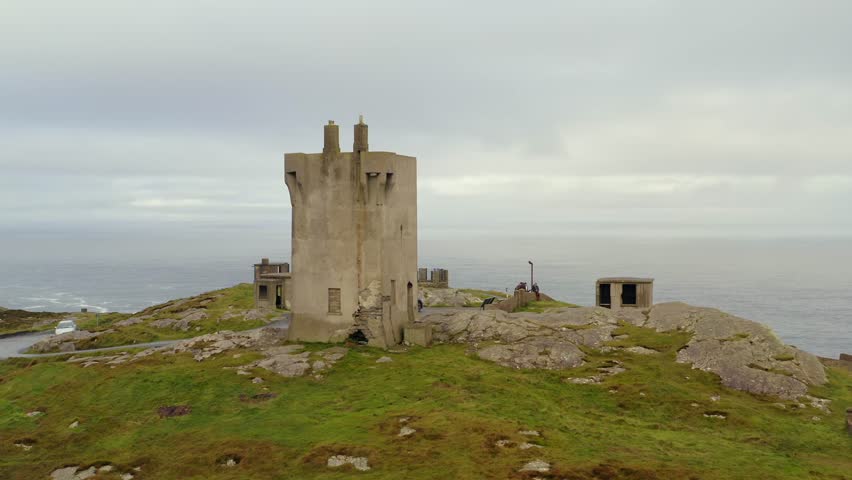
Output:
596 277 653 309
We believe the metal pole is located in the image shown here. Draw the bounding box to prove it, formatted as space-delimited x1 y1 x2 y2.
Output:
528 260 534 289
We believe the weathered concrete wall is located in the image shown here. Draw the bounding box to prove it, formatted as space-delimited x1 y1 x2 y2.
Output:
285 119 417 347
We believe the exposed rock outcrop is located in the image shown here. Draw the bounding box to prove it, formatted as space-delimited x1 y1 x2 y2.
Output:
29 330 115 353
640 302 826 399
418 307 635 370
418 302 827 399
161 327 288 361
151 327 348 378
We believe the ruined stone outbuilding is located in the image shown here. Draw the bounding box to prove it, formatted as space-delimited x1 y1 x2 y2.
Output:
418 268 449 288
284 117 417 348
253 258 291 310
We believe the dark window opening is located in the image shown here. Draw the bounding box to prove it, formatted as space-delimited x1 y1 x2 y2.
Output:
407 281 415 322
275 285 283 309
622 284 637 305
259 285 268 299
348 329 369 344
599 283 611 308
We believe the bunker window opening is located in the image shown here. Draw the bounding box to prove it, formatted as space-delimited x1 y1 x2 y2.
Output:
328 288 341 314
599 283 611 308
622 283 637 305
259 285 268 299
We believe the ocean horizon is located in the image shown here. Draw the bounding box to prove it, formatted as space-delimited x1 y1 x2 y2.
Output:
1 231 849 359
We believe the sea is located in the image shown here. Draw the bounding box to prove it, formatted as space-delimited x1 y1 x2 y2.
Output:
1 230 849 359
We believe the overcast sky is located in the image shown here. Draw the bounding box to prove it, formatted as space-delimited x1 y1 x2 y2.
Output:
2 0 852 240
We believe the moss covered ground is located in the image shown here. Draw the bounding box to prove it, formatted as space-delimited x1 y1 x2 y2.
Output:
1 321 850 479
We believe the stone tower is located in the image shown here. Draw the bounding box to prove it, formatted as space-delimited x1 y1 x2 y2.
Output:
284 117 418 348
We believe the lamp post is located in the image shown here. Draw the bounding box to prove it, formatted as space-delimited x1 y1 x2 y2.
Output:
528 260 534 289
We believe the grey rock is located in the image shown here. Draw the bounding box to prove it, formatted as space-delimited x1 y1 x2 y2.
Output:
479 338 584 370
30 330 115 354
419 307 620 370
244 309 267 321
376 356 393 363
625 346 658 355
519 442 543 450
327 455 370 471
115 315 150 327
646 302 827 399
520 459 551 472
51 467 79 480
75 466 97 479
846 407 852 434
567 376 601 384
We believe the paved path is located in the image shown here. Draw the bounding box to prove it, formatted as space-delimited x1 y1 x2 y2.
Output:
0 317 290 359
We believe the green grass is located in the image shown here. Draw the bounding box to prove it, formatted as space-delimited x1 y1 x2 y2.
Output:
457 288 510 308
2 323 850 480
28 284 279 352
515 300 580 313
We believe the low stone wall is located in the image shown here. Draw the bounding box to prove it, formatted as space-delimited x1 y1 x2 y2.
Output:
487 290 551 313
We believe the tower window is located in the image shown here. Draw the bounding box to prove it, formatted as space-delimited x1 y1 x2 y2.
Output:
328 288 341 314
259 285 268 299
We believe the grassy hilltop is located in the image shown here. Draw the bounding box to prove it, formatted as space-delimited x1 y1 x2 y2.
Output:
1 288 851 479
20 284 279 353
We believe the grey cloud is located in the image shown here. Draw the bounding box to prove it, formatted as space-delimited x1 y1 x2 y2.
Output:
1 0 851 236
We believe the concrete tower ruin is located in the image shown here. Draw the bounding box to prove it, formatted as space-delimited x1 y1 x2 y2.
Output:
284 117 418 348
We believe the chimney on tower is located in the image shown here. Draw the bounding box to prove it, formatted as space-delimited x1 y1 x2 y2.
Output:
323 120 340 155
354 115 368 153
